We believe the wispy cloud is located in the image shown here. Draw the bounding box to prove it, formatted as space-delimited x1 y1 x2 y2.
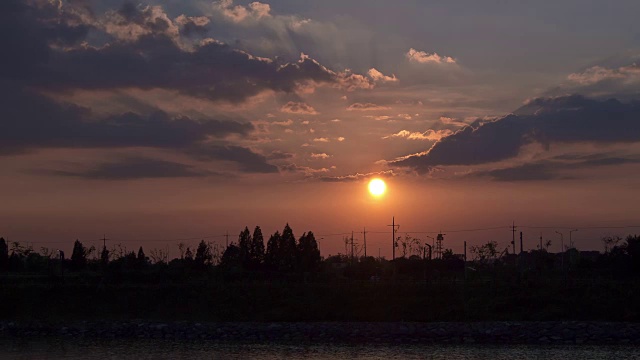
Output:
280 101 319 115
568 65 640 85
383 129 453 141
318 170 397 182
406 48 456 64
44 157 217 180
310 153 331 159
347 103 391 111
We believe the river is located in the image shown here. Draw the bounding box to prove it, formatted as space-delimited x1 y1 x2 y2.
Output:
2 339 640 359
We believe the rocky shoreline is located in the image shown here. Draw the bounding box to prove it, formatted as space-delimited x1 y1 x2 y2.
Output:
1 321 639 345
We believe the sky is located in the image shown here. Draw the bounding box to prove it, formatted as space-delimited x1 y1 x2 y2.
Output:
2 0 640 258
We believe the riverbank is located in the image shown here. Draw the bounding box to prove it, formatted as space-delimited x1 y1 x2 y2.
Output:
1 321 639 345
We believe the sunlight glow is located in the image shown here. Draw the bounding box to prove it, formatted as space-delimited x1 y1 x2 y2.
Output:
368 178 387 197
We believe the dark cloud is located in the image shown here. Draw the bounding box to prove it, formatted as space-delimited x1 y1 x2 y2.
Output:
2 1 356 103
278 163 329 176
392 95 640 172
0 0 90 81
266 150 295 160
473 153 640 182
346 103 390 111
44 156 215 180
188 145 279 173
0 87 252 154
280 101 318 115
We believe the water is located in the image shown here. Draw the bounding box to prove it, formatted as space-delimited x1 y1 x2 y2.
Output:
2 339 639 359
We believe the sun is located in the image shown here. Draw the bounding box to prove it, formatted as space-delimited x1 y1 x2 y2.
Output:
368 178 387 197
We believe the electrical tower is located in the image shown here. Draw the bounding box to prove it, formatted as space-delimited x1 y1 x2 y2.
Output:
435 233 445 259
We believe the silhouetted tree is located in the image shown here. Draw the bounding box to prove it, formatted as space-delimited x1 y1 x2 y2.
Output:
70 240 88 271
265 231 281 270
237 227 252 268
220 244 241 270
297 231 321 273
470 241 499 264
184 247 194 261
194 240 212 269
0 238 8 271
137 246 148 267
279 224 298 271
603 235 622 253
250 226 265 268
100 246 109 265
625 235 640 273
442 248 456 261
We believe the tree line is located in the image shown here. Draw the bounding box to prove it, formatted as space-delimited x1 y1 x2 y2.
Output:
1 227 639 281
0 223 320 275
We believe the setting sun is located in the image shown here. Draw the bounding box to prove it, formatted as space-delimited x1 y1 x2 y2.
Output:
368 178 387 197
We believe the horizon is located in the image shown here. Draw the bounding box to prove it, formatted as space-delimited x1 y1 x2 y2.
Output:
2 0 640 258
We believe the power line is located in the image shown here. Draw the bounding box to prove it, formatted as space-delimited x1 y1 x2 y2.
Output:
11 224 640 247
520 225 640 230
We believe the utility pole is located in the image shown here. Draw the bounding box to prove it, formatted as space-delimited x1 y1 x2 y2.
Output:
540 233 543 251
520 231 523 254
225 231 229 248
464 241 467 281
569 229 578 249
555 231 564 270
100 234 109 250
511 222 517 255
351 231 355 264
99 234 109 265
388 217 399 261
363 227 367 258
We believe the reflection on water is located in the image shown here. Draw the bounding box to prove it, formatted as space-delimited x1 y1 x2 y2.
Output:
1 338 640 360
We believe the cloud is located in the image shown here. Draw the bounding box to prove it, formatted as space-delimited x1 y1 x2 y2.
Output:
367 68 398 83
313 137 330 142
336 137 345 142
280 101 319 115
439 116 467 127
568 65 640 85
212 0 271 23
266 150 294 160
0 87 252 155
472 153 640 182
187 145 279 173
383 129 453 141
365 115 392 121
45 157 215 180
347 103 391 111
279 163 330 175
391 95 640 172
4 1 374 104
310 153 331 159
272 119 294 126
406 48 456 64
318 170 397 182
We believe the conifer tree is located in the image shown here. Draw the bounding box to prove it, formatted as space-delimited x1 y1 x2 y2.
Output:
297 231 321 272
250 226 265 268
237 227 252 268
265 231 281 270
280 223 298 271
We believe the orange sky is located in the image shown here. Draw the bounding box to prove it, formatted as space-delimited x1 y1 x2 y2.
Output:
1 0 640 258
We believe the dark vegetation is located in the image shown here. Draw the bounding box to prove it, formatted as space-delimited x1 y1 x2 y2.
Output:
1 227 639 322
